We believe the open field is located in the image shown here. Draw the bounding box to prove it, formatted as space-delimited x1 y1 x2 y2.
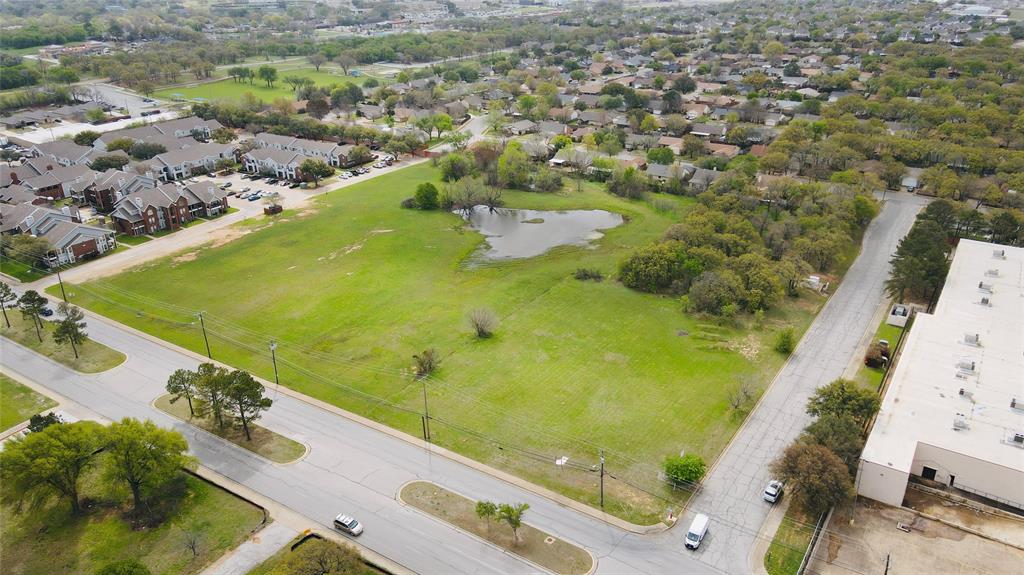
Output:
155 394 306 464
401 480 593 575
59 162 824 523
154 66 377 103
1 312 126 373
0 471 265 575
0 373 57 430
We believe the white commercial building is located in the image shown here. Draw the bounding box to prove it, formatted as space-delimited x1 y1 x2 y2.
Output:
857 239 1024 510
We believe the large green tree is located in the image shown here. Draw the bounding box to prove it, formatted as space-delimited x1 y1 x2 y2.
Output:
104 418 192 511
806 378 880 426
0 420 105 514
770 442 853 515
224 370 272 441
53 302 87 358
17 290 48 342
300 158 334 187
885 219 950 303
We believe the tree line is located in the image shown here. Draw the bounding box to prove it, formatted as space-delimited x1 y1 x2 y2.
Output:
166 363 273 442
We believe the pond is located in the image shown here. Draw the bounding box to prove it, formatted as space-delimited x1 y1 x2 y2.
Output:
458 205 623 260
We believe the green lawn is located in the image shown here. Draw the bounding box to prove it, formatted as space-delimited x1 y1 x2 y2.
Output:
764 503 816 575
117 234 153 246
247 535 384 575
1 472 265 575
1 311 126 373
0 373 57 430
59 162 824 523
155 395 306 464
154 67 375 103
0 257 49 282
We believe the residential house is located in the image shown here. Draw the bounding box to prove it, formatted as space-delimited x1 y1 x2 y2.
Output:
506 120 538 136
242 149 310 181
690 123 729 140
657 136 685 156
83 169 159 212
30 141 93 167
689 167 723 192
150 143 237 182
109 182 223 236
0 203 117 267
645 162 695 183
705 142 741 159
252 134 355 168
537 121 569 138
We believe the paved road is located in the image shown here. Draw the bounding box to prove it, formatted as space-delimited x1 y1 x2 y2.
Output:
1 192 925 575
682 191 928 574
1 318 721 575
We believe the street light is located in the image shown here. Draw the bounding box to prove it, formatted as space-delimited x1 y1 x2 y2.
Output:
269 340 280 388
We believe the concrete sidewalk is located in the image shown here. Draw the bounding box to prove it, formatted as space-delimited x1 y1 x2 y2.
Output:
201 522 298 575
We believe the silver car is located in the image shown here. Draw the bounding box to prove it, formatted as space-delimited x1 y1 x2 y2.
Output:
763 479 784 503
333 514 363 536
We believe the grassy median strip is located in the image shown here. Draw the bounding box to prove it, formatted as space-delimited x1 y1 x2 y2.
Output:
400 480 593 575
0 471 264 575
1 313 126 373
0 373 57 430
764 503 816 575
155 394 305 464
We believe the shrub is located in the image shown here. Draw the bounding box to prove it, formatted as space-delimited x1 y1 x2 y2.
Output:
663 454 707 486
468 308 498 338
400 197 416 209
573 268 604 281
413 348 441 378
774 328 796 355
95 559 151 575
414 182 439 210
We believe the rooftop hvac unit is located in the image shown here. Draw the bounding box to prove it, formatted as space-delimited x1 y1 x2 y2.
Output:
992 249 1006 259
959 388 973 400
980 297 991 306
1013 433 1024 445
964 333 980 346
977 281 993 293
985 268 999 277
957 359 976 372
953 414 970 430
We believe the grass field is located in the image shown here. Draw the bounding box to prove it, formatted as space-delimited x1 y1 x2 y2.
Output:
155 394 306 464
1 312 126 373
59 162 825 523
247 535 384 575
154 67 376 104
764 502 816 575
0 373 57 430
117 234 153 246
0 472 265 575
1 257 49 282
401 481 592 575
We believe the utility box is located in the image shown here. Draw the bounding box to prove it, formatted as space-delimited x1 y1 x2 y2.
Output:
886 304 910 327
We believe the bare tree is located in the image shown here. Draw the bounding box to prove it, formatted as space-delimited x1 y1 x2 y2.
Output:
728 375 757 412
468 308 498 338
413 348 441 379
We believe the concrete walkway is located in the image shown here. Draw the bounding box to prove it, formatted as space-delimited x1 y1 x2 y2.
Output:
201 522 298 575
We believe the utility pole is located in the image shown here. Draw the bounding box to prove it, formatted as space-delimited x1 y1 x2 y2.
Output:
599 450 606 509
55 267 67 303
884 553 890 575
269 340 279 387
197 312 212 359
420 378 431 443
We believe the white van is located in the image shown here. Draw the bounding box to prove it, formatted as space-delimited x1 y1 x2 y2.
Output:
684 513 710 549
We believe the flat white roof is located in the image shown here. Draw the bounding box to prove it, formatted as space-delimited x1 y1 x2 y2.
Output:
861 239 1024 474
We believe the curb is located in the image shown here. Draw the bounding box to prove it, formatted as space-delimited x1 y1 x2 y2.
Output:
396 479 597 575
75 307 665 535
899 504 1024 553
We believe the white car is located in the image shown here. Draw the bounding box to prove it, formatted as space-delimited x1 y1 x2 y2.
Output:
763 479 784 503
333 514 363 536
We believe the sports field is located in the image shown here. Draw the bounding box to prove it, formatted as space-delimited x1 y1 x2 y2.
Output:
153 66 379 103
61 163 824 522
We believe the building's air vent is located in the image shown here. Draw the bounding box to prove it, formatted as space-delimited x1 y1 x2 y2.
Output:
957 359 976 373
992 249 1006 259
985 268 999 277
1013 433 1024 445
953 414 970 430
959 388 974 400
979 297 991 306
978 281 993 293
963 333 980 346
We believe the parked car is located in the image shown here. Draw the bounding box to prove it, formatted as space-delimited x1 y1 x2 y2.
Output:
220 182 232 189
247 194 261 201
266 178 279 185
684 513 709 550
226 191 236 197
240 187 251 193
763 480 784 504
289 182 300 189
40 307 54 317
333 514 363 536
